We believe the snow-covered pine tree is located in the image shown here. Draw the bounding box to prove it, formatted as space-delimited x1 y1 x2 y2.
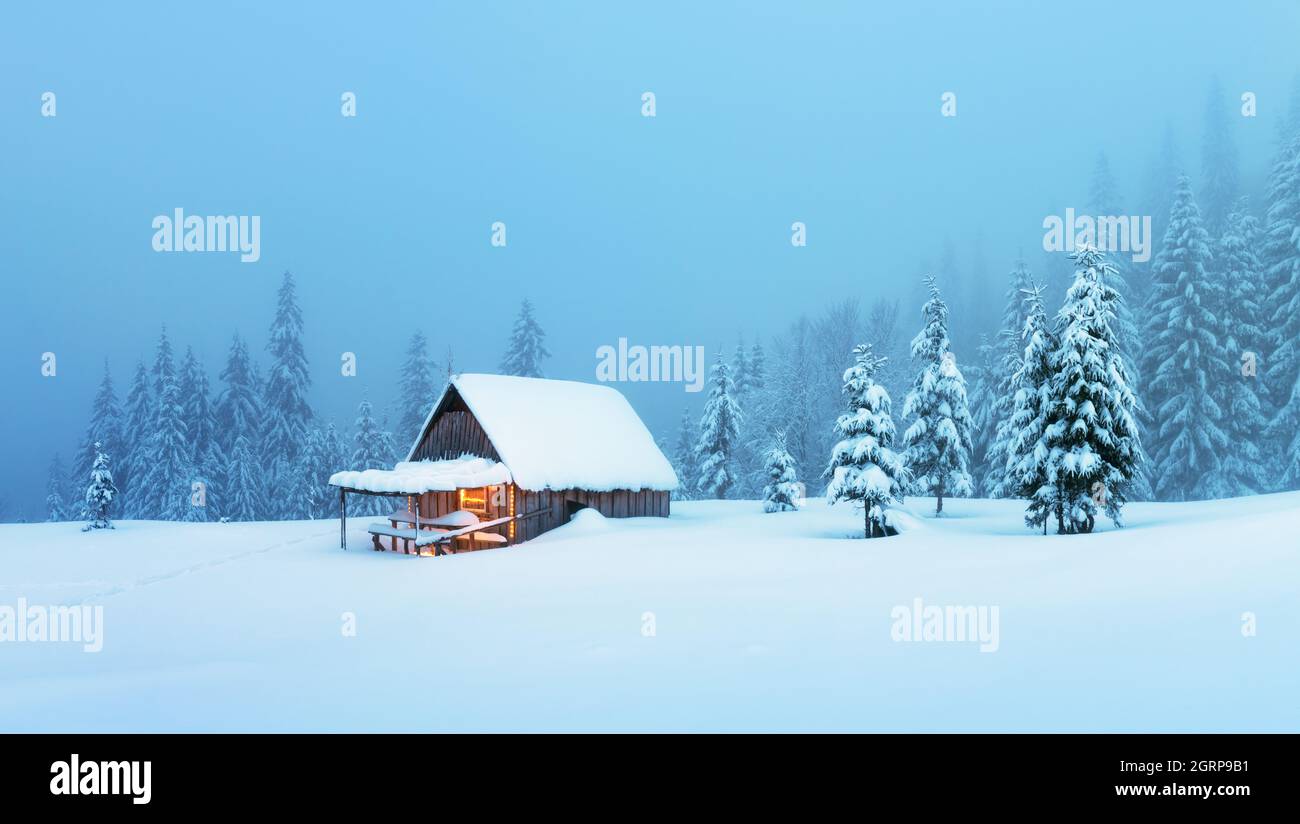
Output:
262 271 313 495
351 397 395 516
981 259 1034 498
1039 246 1144 532
1200 77 1241 235
1004 284 1059 528
732 338 750 398
966 334 997 496
46 453 71 521
1135 124 1183 309
499 298 550 377
901 276 974 515
224 434 267 522
1085 153 1151 502
1213 200 1271 495
748 342 765 393
216 334 261 453
397 330 438 439
1144 176 1229 501
1262 130 1300 488
826 344 906 536
695 353 743 499
73 361 123 510
300 422 346 519
729 337 758 497
670 406 698 500
82 442 117 531
119 361 152 518
140 351 195 521
179 347 217 463
761 433 801 513
179 347 223 519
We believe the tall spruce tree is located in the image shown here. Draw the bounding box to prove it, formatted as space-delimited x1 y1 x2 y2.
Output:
670 406 698 500
1145 175 1229 500
982 260 1035 497
1213 200 1271 495
1200 77 1240 234
352 398 396 516
73 361 123 506
1004 284 1059 528
826 344 906 536
1038 247 1144 532
695 353 743 499
901 276 974 514
262 271 313 478
499 299 550 377
140 333 194 521
966 334 997 496
397 330 438 440
748 342 766 393
216 334 261 455
224 434 267 522
120 361 153 518
301 422 346 519
1263 130 1300 487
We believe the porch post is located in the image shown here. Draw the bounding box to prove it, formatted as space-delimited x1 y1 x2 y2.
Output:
340 488 347 550
414 495 421 556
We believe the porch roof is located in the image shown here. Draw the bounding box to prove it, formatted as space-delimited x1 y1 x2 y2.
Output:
329 455 511 495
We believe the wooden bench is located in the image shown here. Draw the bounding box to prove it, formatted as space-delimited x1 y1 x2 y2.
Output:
367 523 447 554
415 516 514 556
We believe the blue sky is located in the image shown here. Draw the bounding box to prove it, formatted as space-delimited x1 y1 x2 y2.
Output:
1 1 1296 516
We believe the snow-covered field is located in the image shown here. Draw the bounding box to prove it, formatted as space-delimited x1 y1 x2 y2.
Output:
1 495 1297 732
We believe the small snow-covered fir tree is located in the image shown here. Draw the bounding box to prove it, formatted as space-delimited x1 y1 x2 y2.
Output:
397 330 438 439
499 298 550 377
695 353 743 499
1038 246 1144 532
46 453 71 522
1004 284 1059 528
826 344 906 536
670 407 698 500
82 443 117 531
761 433 801 513
224 434 267 522
1213 199 1270 495
901 276 974 515
1145 176 1229 501
981 259 1035 497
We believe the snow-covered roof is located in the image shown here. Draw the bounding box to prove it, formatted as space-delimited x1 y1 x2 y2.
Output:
406 373 679 492
330 456 511 494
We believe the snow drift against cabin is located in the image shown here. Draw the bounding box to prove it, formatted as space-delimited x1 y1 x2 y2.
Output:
405 374 679 493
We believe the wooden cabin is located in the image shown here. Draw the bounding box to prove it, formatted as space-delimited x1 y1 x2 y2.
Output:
330 373 678 553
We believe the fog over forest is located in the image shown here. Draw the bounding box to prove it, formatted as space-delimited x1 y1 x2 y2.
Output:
3 1 1299 520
